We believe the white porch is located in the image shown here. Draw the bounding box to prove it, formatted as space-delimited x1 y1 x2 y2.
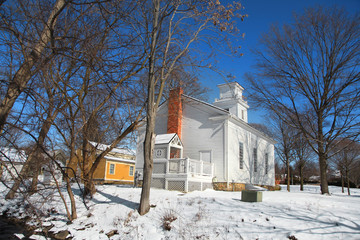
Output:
151 158 214 192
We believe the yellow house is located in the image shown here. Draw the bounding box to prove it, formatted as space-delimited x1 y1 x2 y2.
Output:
68 142 135 184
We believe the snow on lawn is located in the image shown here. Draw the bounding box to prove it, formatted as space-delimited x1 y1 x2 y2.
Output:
1 183 359 240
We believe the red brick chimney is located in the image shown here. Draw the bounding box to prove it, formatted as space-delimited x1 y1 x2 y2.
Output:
167 87 183 139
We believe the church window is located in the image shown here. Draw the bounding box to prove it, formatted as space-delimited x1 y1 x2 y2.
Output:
253 148 257 172
265 153 269 174
239 142 244 169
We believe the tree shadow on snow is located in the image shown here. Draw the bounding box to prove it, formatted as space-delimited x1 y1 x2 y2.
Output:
70 186 83 197
92 189 139 209
263 203 360 237
232 198 243 202
333 194 360 198
220 196 360 238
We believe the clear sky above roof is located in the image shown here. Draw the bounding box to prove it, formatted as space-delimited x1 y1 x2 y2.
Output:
201 0 360 124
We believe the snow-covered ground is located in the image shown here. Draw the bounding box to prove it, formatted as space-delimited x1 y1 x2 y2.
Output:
1 183 359 240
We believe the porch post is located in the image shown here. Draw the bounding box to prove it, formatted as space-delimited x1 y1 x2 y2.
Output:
212 163 214 178
185 158 189 192
200 160 203 176
165 160 168 190
167 145 171 159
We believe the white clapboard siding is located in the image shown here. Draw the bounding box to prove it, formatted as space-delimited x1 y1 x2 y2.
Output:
181 99 226 181
154 102 169 134
227 121 275 186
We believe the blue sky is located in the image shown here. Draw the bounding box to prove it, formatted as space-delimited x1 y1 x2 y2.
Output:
201 0 360 124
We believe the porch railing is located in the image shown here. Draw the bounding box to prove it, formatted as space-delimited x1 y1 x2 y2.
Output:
153 158 213 177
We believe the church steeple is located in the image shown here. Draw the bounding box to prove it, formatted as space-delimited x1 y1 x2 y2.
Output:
213 82 249 122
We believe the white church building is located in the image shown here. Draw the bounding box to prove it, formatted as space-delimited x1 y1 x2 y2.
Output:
135 82 276 191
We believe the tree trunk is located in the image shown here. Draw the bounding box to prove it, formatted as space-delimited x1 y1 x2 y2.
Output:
5 147 43 199
0 0 67 134
300 165 304 191
318 151 329 194
29 166 41 195
83 176 96 198
138 128 155 215
6 108 59 198
5 158 33 199
53 170 72 221
81 141 93 197
317 121 329 194
138 0 160 216
29 150 46 195
66 141 78 220
65 175 77 220
319 155 329 194
341 170 344 193
138 81 157 215
346 167 351 196
286 159 290 192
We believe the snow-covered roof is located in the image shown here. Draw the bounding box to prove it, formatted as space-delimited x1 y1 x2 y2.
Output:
182 94 229 115
104 155 135 164
182 94 276 144
155 133 183 149
0 147 27 163
89 141 135 156
155 133 176 144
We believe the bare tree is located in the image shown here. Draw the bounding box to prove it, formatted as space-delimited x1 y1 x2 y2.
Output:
1 0 148 219
249 123 274 139
330 139 360 195
248 7 360 194
0 0 69 133
3 51 81 219
272 114 296 191
293 131 315 191
350 160 360 188
139 0 246 215
51 1 148 198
